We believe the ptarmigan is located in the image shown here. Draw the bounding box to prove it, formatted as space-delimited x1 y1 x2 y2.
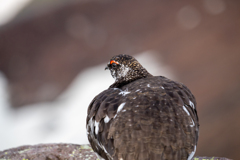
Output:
86 54 199 160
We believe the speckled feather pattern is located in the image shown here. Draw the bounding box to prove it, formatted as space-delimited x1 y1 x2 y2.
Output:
108 55 152 88
86 55 199 160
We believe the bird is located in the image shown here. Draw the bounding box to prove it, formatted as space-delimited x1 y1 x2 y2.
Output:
86 54 199 160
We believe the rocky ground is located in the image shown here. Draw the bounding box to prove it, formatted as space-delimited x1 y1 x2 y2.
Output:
0 143 231 160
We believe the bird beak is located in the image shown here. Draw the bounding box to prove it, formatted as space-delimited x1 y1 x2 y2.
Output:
105 66 109 70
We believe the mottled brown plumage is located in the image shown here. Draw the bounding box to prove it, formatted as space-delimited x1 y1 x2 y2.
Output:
86 54 199 160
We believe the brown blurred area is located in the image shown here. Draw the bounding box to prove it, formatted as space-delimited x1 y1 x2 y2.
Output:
0 0 239 159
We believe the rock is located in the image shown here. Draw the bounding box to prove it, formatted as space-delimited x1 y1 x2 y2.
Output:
0 143 232 160
194 157 231 160
0 143 98 160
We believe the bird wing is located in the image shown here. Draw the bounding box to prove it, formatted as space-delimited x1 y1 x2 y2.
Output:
86 76 199 160
86 87 126 160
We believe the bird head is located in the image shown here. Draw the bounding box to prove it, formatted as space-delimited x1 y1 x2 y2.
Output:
105 54 152 85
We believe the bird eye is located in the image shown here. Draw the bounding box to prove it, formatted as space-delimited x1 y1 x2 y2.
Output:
110 60 119 68
112 63 117 68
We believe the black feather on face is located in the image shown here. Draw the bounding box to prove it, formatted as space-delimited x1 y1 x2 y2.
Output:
105 54 152 88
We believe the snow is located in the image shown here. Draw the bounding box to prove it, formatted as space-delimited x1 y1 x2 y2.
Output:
0 63 113 150
0 0 32 26
0 51 174 150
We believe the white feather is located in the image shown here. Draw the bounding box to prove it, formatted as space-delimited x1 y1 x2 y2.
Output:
188 145 196 160
183 105 190 115
104 116 110 123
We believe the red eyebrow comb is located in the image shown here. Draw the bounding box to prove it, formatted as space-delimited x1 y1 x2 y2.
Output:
110 60 119 65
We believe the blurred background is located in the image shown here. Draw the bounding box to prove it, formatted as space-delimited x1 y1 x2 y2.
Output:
0 0 239 159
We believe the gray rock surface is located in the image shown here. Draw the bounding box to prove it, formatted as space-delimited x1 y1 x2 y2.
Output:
0 143 232 160
0 143 98 160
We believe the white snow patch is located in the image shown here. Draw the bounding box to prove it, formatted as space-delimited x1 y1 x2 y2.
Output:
187 145 196 160
135 89 140 92
183 105 190 115
0 0 32 26
0 51 175 150
161 86 164 89
0 61 113 150
147 84 150 87
104 116 110 123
